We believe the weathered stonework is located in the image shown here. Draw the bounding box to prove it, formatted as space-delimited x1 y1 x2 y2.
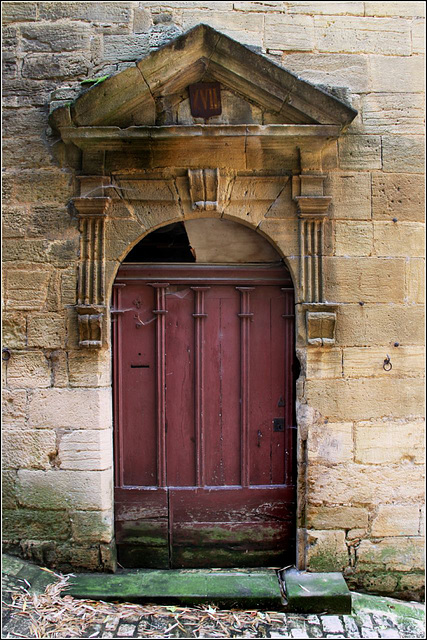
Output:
2 2 424 601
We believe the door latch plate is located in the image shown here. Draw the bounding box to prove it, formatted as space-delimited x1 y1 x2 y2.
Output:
273 418 285 432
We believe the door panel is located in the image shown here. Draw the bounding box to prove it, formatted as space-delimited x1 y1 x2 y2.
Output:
113 264 296 568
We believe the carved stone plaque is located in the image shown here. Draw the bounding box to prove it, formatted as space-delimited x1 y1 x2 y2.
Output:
189 82 221 118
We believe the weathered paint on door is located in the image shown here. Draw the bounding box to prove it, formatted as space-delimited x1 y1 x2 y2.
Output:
113 264 296 568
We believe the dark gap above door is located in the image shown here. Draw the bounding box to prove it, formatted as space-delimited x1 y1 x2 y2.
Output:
124 222 195 263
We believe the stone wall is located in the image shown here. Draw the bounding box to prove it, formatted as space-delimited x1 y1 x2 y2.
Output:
2 1 425 599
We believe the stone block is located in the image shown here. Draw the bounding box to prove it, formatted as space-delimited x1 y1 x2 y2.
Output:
2 429 57 470
307 506 369 530
3 238 52 264
6 351 51 389
68 350 112 387
2 312 27 349
2 205 28 238
38 2 134 22
2 137 55 170
27 313 66 349
373 221 425 257
281 52 369 93
412 18 425 54
266 14 315 51
70 510 114 543
314 16 411 55
2 389 27 427
369 55 425 92
22 53 89 80
338 135 381 170
305 349 343 379
324 257 405 303
182 10 264 43
325 172 371 221
372 173 425 222
343 346 425 379
17 469 113 511
307 421 353 464
2 1 37 21
361 93 425 135
50 351 69 388
58 429 113 471
2 471 18 509
306 377 424 421
103 34 150 62
398 573 426 596
3 509 70 541
133 7 153 33
61 268 78 306
335 303 425 347
365 2 426 17
406 258 425 305
306 530 349 572
234 1 282 10
308 462 425 506
4 265 52 311
28 388 112 429
357 538 424 572
354 420 425 464
20 23 91 52
371 505 421 537
382 136 425 174
287 2 364 15
334 221 373 256
258 219 299 256
4 169 72 204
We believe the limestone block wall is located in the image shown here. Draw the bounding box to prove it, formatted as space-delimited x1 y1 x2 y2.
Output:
2 2 425 598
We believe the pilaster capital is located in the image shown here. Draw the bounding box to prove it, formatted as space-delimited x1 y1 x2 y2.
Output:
295 196 332 219
72 196 112 218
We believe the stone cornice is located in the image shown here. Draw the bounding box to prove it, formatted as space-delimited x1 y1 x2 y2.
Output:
59 124 342 151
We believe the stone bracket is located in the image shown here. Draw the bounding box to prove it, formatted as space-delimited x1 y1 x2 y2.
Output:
188 168 219 211
303 303 338 347
76 304 105 349
72 193 111 348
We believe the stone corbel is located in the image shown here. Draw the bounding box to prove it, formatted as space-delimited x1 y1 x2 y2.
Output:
303 303 337 347
188 168 219 211
73 192 111 348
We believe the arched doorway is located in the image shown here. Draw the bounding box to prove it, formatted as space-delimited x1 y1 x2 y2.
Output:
112 219 296 569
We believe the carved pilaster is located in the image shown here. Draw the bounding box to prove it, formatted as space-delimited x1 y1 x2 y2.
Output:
73 195 111 348
293 172 334 345
188 168 219 210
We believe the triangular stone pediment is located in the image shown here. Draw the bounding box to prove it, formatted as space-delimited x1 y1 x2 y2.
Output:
50 24 357 131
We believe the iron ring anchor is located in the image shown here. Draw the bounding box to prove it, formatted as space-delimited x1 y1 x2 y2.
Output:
383 355 392 371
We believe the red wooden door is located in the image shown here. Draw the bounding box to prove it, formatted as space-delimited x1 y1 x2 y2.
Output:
113 264 296 569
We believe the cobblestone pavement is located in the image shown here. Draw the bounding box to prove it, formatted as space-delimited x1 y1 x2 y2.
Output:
2 561 425 639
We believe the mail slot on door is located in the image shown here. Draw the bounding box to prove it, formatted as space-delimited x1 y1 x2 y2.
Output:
273 418 285 432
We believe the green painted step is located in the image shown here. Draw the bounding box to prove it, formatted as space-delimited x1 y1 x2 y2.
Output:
281 568 352 615
67 568 283 608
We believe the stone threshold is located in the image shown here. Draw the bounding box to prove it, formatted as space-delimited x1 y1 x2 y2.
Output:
5 555 424 619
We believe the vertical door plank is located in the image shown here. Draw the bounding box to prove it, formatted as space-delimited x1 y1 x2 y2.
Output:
165 285 196 487
204 287 241 487
120 283 157 487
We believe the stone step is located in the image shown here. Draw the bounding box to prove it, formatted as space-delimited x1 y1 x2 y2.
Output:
67 568 284 609
280 568 352 614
